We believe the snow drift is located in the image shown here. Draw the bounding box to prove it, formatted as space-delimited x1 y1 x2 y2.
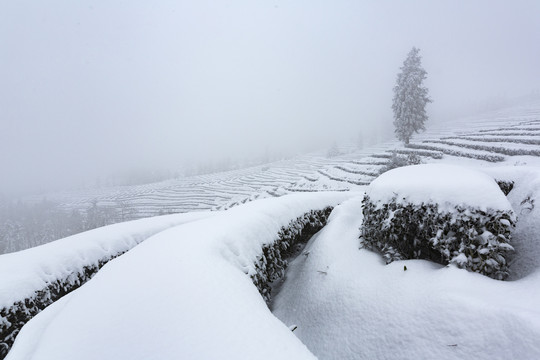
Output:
0 212 213 357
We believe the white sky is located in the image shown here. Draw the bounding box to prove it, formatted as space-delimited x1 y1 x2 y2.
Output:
1 0 539 195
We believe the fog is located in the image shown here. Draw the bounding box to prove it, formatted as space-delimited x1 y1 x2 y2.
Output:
1 0 539 196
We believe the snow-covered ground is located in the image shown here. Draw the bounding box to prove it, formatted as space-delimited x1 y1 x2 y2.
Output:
482 166 540 279
272 192 540 360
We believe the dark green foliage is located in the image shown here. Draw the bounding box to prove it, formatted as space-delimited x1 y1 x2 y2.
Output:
251 207 333 303
361 195 515 280
0 252 126 359
496 180 514 196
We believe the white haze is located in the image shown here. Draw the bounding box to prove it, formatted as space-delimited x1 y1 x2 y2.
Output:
1 0 539 196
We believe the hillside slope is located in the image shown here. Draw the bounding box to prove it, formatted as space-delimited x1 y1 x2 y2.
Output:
27 98 540 217
4 99 538 255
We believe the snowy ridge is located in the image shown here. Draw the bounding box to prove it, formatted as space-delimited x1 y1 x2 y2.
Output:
6 192 354 360
0 212 212 357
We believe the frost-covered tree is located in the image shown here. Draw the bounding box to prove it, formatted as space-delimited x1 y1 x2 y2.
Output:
392 47 432 144
326 142 340 158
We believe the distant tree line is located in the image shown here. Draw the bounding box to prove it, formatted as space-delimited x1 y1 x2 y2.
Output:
93 169 179 188
0 199 138 254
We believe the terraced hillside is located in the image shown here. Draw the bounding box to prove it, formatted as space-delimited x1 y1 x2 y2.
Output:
28 99 540 219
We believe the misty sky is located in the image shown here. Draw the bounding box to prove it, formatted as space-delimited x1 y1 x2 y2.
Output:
1 0 539 195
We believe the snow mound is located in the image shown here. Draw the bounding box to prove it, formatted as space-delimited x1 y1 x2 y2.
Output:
273 196 540 360
362 164 516 279
367 164 512 212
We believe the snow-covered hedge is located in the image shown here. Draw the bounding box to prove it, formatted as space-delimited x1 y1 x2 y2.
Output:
433 139 540 157
391 148 444 159
361 164 516 280
377 152 422 175
444 135 540 146
0 253 123 357
6 192 352 360
405 143 505 162
0 212 211 359
251 207 333 302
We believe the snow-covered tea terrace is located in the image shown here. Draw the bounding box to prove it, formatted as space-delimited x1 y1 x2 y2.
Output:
2 99 540 359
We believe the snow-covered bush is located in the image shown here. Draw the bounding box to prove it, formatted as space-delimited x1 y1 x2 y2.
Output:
391 148 443 159
361 164 516 280
251 207 333 303
405 143 505 162
378 151 422 175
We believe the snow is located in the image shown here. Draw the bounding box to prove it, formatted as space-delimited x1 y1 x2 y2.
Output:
412 141 507 158
482 166 540 279
272 195 540 360
5 165 540 359
0 211 213 309
437 138 540 152
366 164 513 212
461 134 540 142
7 192 354 360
